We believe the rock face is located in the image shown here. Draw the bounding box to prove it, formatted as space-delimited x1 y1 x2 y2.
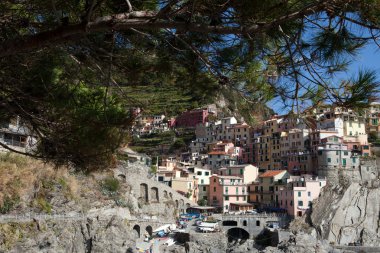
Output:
309 154 380 246
4 212 136 253
0 159 195 252
311 183 380 246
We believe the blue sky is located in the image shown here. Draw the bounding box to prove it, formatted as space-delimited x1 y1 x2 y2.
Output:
268 42 380 114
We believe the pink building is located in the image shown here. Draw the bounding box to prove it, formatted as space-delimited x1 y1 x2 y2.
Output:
174 108 209 128
209 175 248 213
276 175 326 217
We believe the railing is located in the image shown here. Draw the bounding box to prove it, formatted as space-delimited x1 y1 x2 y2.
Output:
222 213 289 218
248 190 274 194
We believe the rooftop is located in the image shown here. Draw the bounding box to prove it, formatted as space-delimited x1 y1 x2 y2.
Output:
208 151 227 155
259 170 287 178
213 175 242 180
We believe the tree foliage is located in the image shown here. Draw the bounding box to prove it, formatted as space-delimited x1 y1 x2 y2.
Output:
0 0 379 168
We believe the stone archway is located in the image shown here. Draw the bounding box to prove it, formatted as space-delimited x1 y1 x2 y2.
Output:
169 192 173 199
150 187 159 202
117 174 126 180
186 203 191 209
163 190 168 199
140 183 148 203
242 220 247 226
146 225 153 237
175 200 179 208
132 225 140 239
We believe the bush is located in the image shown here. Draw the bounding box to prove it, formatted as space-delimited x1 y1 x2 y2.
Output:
0 195 20 214
102 177 120 193
37 197 52 214
197 199 207 206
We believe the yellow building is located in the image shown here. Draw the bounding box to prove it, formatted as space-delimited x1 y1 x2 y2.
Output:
171 170 199 203
248 170 289 207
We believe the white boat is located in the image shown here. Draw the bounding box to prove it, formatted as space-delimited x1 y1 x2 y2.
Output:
198 222 218 228
153 224 177 234
198 227 215 232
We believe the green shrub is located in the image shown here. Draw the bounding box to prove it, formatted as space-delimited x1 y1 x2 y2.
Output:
37 197 52 214
0 195 20 214
101 177 120 195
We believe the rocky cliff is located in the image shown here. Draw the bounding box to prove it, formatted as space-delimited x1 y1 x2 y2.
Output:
0 153 193 252
305 153 380 247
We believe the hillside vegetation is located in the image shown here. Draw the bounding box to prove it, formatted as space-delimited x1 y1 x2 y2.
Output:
0 153 129 216
129 129 195 155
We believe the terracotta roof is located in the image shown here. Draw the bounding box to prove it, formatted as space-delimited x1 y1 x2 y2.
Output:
259 170 286 178
208 151 227 155
234 124 249 128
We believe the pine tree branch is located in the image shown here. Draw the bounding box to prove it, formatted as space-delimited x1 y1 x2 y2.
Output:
0 1 341 58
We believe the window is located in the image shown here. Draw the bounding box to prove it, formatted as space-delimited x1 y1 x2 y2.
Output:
225 187 228 193
256 220 260 226
298 192 301 197
203 186 206 191
290 200 293 206
197 171 202 176
352 157 356 164
225 196 229 200
342 158 346 166
308 191 311 197
228 169 231 175
240 169 243 175
236 196 239 201
298 201 303 206
344 151 348 156
213 187 216 192
205 172 209 176
213 196 217 200
327 158 331 163
213 178 216 182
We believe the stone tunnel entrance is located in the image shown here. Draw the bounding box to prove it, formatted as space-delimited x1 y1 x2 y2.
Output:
227 227 250 242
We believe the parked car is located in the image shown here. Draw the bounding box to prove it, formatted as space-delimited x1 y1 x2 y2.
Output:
245 209 258 214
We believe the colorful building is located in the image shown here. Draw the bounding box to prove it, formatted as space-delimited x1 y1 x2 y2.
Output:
174 108 209 128
366 102 380 140
218 164 259 183
276 175 326 217
248 170 289 207
209 175 248 212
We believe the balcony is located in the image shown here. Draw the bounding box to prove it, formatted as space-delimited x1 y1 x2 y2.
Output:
249 189 274 194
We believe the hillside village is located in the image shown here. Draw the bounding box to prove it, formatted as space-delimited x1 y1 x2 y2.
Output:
128 102 380 218
1 103 380 220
